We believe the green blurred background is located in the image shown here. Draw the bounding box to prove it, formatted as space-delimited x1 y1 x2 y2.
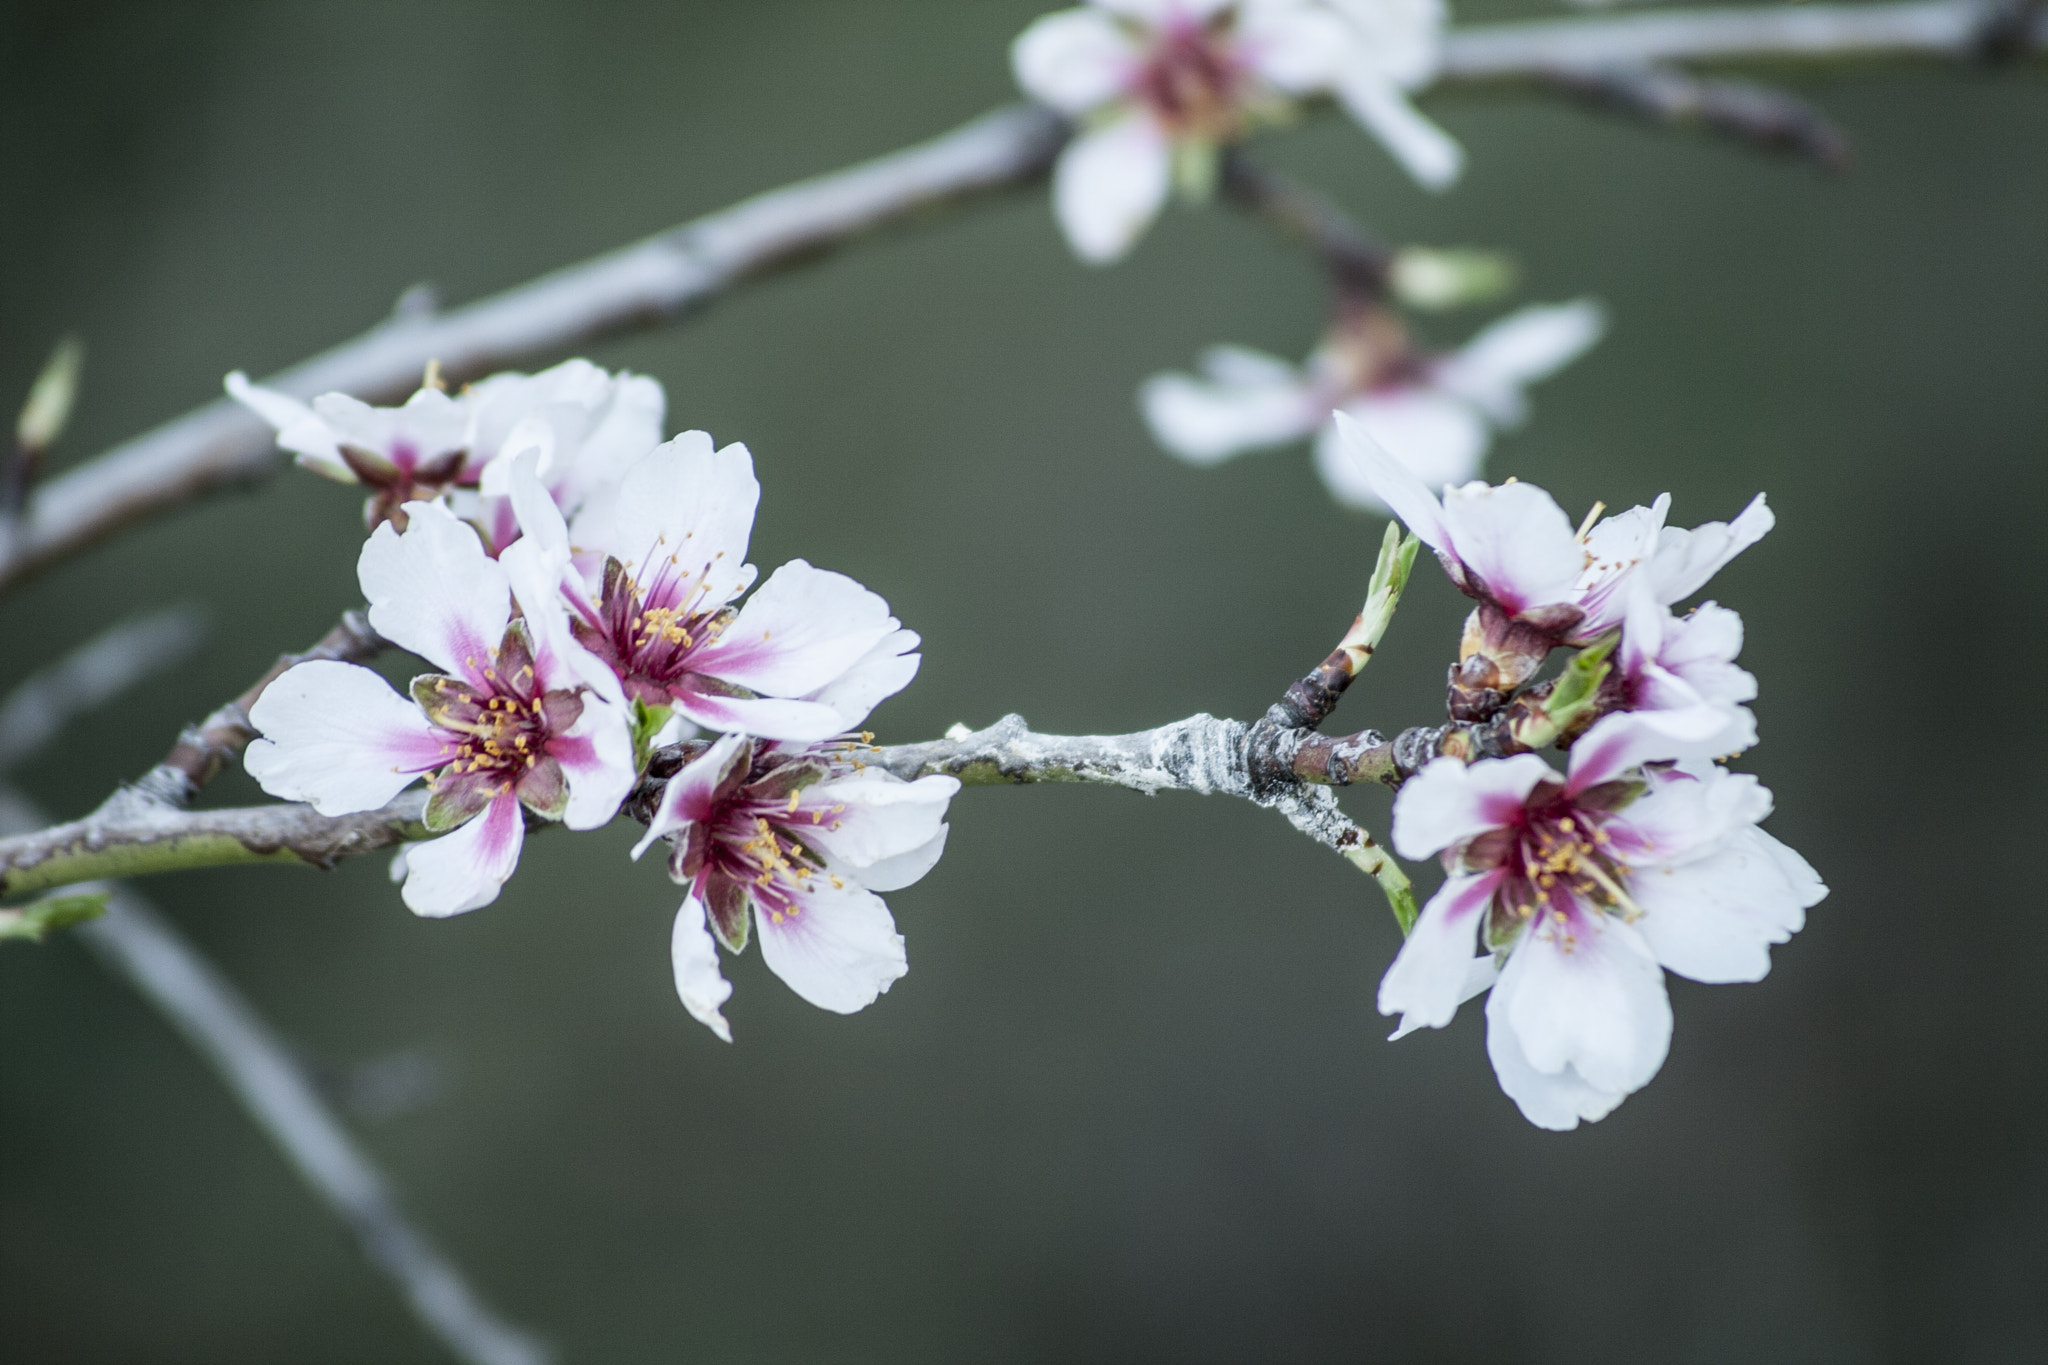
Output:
2 2 2044 1359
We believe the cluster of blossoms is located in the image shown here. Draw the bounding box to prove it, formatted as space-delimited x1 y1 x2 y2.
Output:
1013 0 1458 263
231 364 958 1039
1335 417 1826 1128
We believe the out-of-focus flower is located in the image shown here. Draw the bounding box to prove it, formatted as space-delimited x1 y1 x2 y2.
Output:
226 359 663 546
1012 0 1459 263
507 434 912 742
634 731 960 1040
1381 713 1825 1129
1141 300 1603 512
246 500 634 916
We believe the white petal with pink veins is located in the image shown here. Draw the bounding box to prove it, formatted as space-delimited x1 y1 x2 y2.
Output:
672 896 735 1042
1335 68 1463 190
1378 870 1501 1031
694 560 899 700
1053 112 1172 265
754 879 908 1015
801 773 960 871
245 661 448 815
1484 996 1628 1131
552 698 636 832
597 431 760 612
1611 765 1772 869
634 729 751 860
805 629 922 731
358 501 511 685
1494 905 1671 1101
1439 480 1583 614
1435 300 1605 426
1141 363 1323 466
1329 413 1452 552
1563 711 1695 793
1631 824 1822 984
1315 390 1487 511
313 387 469 466
401 793 526 918
1391 753 1552 860
1011 7 1136 114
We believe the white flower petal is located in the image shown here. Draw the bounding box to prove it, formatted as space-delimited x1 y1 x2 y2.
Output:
1631 824 1820 984
226 373 350 479
1649 494 1775 606
1389 952 1499 1040
598 432 760 612
670 690 852 744
804 629 922 731
1327 412 1452 553
1439 480 1584 614
1484 995 1628 1131
401 793 525 918
551 697 636 831
844 825 951 894
1377 871 1499 1031
244 661 447 815
1495 903 1671 1099
1335 69 1463 190
693 560 899 700
754 879 908 1015
1434 300 1605 425
1610 764 1773 869
1012 7 1136 113
673 896 735 1042
1314 390 1487 510
1053 113 1172 265
1140 366 1323 465
634 730 750 861
800 773 960 871
359 501 511 684
1240 0 1352 92
1391 753 1553 860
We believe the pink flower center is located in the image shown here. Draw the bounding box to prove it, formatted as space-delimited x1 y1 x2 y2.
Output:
1131 14 1249 140
575 555 733 707
1464 782 1641 951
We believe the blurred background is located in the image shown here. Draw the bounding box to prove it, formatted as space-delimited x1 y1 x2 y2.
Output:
2 2 2044 1360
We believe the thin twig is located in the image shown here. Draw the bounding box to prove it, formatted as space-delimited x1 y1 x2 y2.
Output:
1218 154 1394 297
3 0 2037 598
0 606 207 771
1533 64 1853 167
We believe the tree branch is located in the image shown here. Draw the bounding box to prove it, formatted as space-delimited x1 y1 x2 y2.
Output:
0 606 206 771
5 0 2035 598
0 786 550 1365
1530 64 1853 169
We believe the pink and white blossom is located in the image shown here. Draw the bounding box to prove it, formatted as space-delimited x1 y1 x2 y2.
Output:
632 731 960 1040
1141 300 1603 512
245 500 635 917
505 434 912 742
1606 576 1758 760
1380 713 1824 1129
1332 413 1775 646
226 359 663 547
1012 0 1458 263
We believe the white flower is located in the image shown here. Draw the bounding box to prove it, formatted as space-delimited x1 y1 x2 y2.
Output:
1141 300 1604 512
1012 0 1459 263
245 501 635 917
226 359 664 549
1606 576 1758 760
1333 413 1774 646
1381 713 1825 1129
631 731 960 1041
506 433 915 742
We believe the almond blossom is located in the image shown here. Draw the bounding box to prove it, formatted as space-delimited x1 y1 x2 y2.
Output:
225 358 662 545
1012 0 1459 263
245 500 635 916
633 731 960 1041
505 433 914 742
1606 576 1758 760
1334 412 1773 654
1381 713 1825 1129
1141 299 1603 512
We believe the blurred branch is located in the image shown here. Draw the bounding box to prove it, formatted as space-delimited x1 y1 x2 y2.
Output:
2 1 2034 596
1530 65 1852 168
0 606 206 771
1219 154 1394 298
0 105 1068 596
0 784 552 1365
